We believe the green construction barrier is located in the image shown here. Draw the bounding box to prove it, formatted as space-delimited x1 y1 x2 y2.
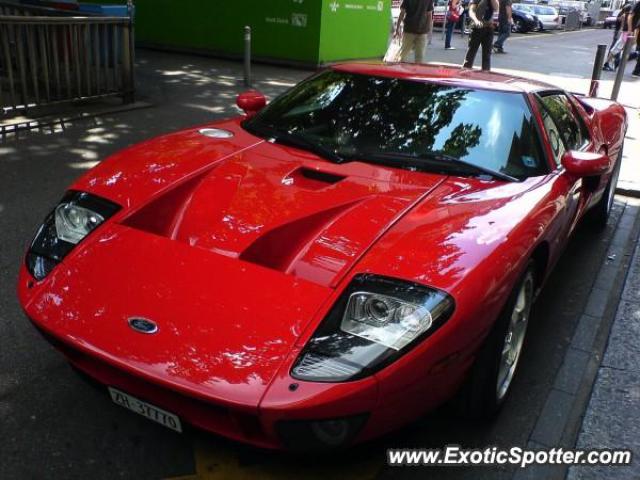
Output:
83 0 391 66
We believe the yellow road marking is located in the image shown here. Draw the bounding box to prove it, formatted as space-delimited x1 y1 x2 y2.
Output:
168 438 382 480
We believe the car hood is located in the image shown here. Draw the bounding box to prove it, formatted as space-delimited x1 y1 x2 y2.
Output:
73 120 447 288
24 119 447 406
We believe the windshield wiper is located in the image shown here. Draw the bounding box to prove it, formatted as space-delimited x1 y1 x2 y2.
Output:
244 122 345 164
348 151 519 182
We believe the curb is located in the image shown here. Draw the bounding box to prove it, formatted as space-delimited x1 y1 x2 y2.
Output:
616 187 640 199
512 197 640 480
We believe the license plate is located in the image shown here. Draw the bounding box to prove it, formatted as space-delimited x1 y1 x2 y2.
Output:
108 387 182 433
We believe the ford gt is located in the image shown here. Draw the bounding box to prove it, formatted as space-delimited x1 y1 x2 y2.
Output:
18 63 627 450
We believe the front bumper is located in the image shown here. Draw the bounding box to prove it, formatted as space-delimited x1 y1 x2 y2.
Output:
18 255 473 450
30 317 377 450
540 21 561 30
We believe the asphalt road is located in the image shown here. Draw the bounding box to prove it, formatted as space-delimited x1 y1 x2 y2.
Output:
1 28 637 480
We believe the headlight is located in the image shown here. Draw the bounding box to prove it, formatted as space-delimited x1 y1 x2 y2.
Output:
291 275 454 382
54 203 105 244
26 191 120 280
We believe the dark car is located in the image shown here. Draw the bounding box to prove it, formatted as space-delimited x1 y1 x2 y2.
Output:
511 4 540 33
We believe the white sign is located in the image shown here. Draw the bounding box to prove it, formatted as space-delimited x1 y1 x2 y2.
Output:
291 13 308 27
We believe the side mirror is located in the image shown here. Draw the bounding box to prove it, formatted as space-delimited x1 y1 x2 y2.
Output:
236 91 266 117
561 151 611 177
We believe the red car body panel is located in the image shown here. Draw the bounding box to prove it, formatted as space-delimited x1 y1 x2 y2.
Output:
18 63 627 449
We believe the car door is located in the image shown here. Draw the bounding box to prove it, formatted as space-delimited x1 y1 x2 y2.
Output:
533 91 592 245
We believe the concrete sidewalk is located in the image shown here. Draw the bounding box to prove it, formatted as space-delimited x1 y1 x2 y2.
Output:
567 219 640 480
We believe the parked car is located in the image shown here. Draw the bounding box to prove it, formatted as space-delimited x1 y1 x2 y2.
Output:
433 0 449 26
19 62 626 450
530 5 561 30
550 1 591 25
511 4 541 32
603 9 620 29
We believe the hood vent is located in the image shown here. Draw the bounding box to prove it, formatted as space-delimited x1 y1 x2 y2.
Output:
240 200 361 273
283 167 345 190
121 168 213 238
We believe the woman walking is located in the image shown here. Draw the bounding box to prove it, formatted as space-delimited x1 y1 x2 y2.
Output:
445 0 462 50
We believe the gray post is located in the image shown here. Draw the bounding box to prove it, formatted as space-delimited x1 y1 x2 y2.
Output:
611 37 634 101
123 0 135 103
244 26 252 89
589 44 607 97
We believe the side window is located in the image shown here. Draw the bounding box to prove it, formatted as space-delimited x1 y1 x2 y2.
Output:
536 98 566 166
538 93 588 152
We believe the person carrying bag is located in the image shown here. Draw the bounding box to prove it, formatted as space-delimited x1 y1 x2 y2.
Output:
445 0 463 50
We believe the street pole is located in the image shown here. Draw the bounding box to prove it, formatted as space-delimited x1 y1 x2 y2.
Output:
589 44 607 97
124 0 136 103
244 26 252 89
611 37 634 101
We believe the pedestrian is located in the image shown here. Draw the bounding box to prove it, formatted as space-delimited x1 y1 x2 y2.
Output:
493 0 513 54
459 0 470 35
445 0 463 50
611 4 631 46
629 0 640 77
463 0 500 71
394 0 435 63
603 4 632 71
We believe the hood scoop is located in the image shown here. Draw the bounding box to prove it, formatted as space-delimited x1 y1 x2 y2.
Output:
119 145 445 287
239 200 361 273
121 168 213 239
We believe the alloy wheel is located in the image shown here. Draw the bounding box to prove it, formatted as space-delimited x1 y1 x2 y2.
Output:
496 272 534 401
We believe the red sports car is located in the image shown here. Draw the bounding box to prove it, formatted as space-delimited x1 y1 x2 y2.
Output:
18 63 626 450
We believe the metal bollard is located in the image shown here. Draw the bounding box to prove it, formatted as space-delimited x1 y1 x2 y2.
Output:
611 37 634 101
124 0 136 104
589 44 607 97
244 26 252 89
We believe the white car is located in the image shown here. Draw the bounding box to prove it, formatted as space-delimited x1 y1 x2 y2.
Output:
531 5 561 30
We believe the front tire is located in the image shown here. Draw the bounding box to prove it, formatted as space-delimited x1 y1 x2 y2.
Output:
512 20 522 33
456 262 535 419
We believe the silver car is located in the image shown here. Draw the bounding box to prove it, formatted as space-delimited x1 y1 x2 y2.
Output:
531 5 561 30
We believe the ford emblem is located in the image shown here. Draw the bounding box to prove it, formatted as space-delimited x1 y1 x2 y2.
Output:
128 317 158 334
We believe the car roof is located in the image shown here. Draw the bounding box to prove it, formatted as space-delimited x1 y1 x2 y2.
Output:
330 62 557 94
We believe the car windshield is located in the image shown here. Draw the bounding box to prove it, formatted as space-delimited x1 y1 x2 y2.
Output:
534 6 556 14
243 70 547 180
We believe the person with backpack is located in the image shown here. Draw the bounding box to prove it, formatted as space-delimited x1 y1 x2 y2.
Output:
445 0 463 49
